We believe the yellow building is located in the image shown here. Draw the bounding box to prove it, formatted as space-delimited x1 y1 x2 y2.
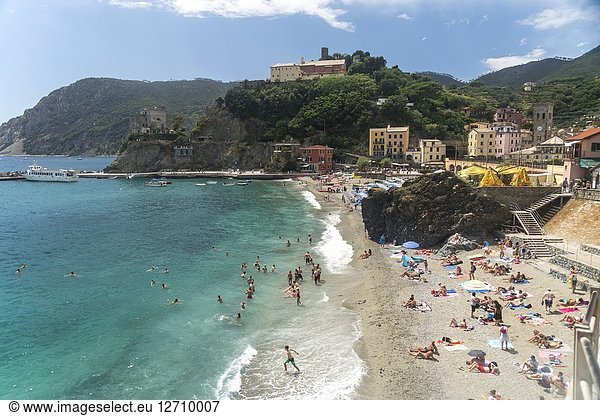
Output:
420 139 446 167
468 128 496 157
368 126 409 159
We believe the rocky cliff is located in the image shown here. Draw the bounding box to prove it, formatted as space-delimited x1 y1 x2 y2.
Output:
105 139 273 173
361 172 511 247
0 77 233 155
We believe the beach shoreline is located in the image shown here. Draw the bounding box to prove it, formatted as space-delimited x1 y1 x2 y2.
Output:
302 176 578 400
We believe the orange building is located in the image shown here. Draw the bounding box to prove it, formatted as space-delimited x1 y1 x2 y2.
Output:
300 145 334 172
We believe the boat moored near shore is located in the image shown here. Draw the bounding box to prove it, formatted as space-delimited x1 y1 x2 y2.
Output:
24 164 78 182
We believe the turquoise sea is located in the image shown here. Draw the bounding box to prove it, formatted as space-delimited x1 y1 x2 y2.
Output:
0 157 364 400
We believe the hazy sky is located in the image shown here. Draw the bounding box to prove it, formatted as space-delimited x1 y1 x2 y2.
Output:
0 0 598 124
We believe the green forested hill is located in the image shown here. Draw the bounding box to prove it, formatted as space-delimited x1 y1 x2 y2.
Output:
219 63 599 153
474 45 599 87
0 77 234 155
1 47 598 157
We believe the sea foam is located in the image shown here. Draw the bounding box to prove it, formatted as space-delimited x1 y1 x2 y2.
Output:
302 191 321 210
215 345 257 399
314 213 353 274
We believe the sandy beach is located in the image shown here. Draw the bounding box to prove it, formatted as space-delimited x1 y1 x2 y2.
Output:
303 177 581 400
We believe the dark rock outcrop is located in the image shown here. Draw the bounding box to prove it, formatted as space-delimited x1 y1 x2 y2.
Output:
105 139 273 172
361 171 511 247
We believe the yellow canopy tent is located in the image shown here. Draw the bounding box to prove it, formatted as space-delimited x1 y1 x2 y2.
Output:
510 167 532 186
479 168 504 187
457 165 488 177
496 165 520 175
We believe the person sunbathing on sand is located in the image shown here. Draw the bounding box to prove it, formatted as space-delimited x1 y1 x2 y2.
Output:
469 361 500 375
559 314 584 328
403 294 417 308
518 355 538 374
401 270 424 280
528 330 546 345
449 318 474 331
558 297 587 307
431 284 447 297
409 341 438 359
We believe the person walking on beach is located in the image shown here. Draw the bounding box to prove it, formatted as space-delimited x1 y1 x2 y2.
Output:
542 289 555 314
283 346 300 372
379 235 385 248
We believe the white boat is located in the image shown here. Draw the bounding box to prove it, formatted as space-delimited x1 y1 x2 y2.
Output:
223 182 235 187
24 164 78 182
236 181 249 186
195 183 206 186
144 179 169 187
207 181 218 185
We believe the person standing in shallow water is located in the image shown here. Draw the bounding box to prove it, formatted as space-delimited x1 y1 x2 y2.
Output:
283 345 300 372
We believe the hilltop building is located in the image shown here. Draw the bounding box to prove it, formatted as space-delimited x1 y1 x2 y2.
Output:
130 106 167 134
368 126 410 159
532 103 554 145
270 48 346 82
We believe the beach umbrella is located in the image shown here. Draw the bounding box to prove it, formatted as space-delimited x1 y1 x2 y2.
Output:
467 349 487 357
479 168 504 187
457 165 487 178
510 167 532 187
402 241 420 249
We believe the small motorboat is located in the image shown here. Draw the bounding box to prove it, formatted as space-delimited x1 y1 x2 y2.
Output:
236 181 249 186
207 181 218 185
223 182 235 187
195 183 206 186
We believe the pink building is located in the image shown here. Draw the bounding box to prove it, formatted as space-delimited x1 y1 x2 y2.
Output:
490 123 523 158
563 128 600 187
300 145 334 173
494 107 524 127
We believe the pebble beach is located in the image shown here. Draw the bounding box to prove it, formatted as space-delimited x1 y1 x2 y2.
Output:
303 177 582 400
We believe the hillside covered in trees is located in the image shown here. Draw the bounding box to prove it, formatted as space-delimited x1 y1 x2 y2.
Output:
219 50 600 154
1 49 598 157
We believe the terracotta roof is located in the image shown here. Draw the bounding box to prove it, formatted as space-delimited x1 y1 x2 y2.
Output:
565 127 600 141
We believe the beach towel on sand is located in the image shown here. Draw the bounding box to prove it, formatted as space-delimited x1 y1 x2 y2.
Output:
558 307 580 313
443 344 468 352
441 290 459 299
408 302 432 312
538 350 567 360
488 339 514 349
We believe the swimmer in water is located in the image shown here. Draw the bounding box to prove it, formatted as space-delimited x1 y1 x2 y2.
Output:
163 268 169 274
147 266 157 272
235 313 241 320
217 295 224 303
170 298 182 305
161 283 169 290
287 240 292 247
240 301 246 310
150 280 156 287
68 271 77 277
271 264 276 272
15 268 21 275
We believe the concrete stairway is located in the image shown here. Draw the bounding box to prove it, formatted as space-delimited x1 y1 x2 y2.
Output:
527 193 571 212
522 236 552 258
513 211 544 236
